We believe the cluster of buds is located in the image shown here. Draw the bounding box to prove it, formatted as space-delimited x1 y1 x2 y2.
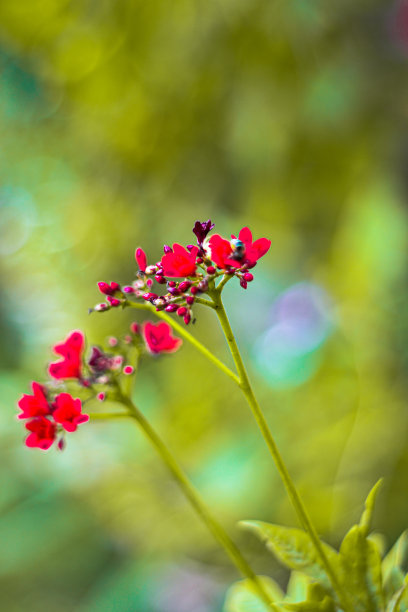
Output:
17 321 182 451
91 220 271 324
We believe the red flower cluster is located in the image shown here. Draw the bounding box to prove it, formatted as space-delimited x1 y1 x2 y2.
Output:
92 219 271 324
17 382 88 450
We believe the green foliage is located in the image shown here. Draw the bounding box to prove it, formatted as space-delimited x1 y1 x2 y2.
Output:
233 482 408 612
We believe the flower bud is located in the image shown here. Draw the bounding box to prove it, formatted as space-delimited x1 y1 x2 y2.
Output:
163 244 173 254
240 279 248 290
168 287 180 296
130 322 139 334
186 244 194 251
97 392 106 402
123 365 134 375
108 336 118 347
95 303 108 311
178 280 191 293
243 272 254 282
168 281 176 288
165 304 178 313
177 307 187 317
196 257 203 264
155 274 166 284
190 286 198 295
110 282 121 292
123 286 134 293
98 281 113 295
142 292 158 302
206 266 216 275
135 247 147 272
186 295 195 305
145 265 158 275
184 313 191 325
107 296 121 306
197 279 208 292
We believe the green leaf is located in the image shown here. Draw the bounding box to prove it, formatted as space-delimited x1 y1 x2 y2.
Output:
386 578 408 612
285 572 310 603
360 480 384 536
224 576 284 612
340 524 385 612
283 597 336 612
240 522 340 596
383 531 408 602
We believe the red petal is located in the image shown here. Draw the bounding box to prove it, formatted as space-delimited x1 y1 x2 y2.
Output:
238 227 253 245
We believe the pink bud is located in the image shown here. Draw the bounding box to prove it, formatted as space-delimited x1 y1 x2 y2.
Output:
207 266 216 275
243 272 254 282
186 295 195 305
135 247 147 272
107 296 121 306
112 356 124 369
186 244 194 251
240 279 248 290
177 307 187 317
155 274 166 284
196 257 203 264
146 279 154 288
190 286 198 295
110 282 120 292
165 304 178 313
178 281 191 293
98 281 112 295
97 392 106 402
142 293 158 301
168 281 176 288
123 286 134 293
123 365 134 375
168 287 180 296
163 244 173 254
145 265 157 275
108 336 118 347
130 322 139 334
124 335 132 344
183 313 191 325
57 438 65 451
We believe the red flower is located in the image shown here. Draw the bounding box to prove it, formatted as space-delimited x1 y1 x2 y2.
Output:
17 382 50 420
143 321 182 354
161 244 199 278
48 330 84 380
25 416 56 450
52 393 89 432
208 227 271 269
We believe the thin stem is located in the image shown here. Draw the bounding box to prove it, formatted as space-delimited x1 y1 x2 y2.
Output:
89 411 130 420
211 291 354 612
115 394 277 611
127 301 239 385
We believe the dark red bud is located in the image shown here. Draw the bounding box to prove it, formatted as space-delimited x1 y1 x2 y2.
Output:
107 296 121 306
178 281 191 292
98 281 113 295
168 287 180 296
57 438 65 451
190 286 199 295
165 304 178 312
186 296 195 305
177 307 187 317
186 244 194 251
110 282 120 292
155 274 166 284
206 266 216 275
243 272 254 282
240 279 248 290
163 244 173 254
183 313 191 325
168 281 176 288
142 292 158 301
196 257 203 264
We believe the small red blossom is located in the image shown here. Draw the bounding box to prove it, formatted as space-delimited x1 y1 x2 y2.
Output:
98 281 120 296
48 330 84 380
143 321 182 354
18 382 50 420
209 227 271 269
25 416 56 450
52 393 89 433
161 244 199 278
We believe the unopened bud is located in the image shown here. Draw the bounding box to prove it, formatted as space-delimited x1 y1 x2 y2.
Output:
123 286 134 294
196 257 203 264
243 272 254 282
165 304 178 313
97 392 106 402
197 279 208 292
190 286 199 295
177 306 187 317
168 281 176 288
183 313 191 325
186 295 195 305
206 266 216 275
107 296 121 307
130 322 139 334
142 292 158 302
145 265 158 275
240 279 248 290
95 303 108 311
155 274 166 284
123 365 134 375
98 281 113 295
108 336 118 347
135 247 147 272
163 244 173 254
178 280 191 292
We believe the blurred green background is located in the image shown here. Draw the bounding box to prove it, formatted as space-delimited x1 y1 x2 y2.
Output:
1 0 408 610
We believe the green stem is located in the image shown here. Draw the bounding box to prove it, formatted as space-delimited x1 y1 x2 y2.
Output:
127 301 239 385
211 291 353 612
89 411 129 420
114 394 278 611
